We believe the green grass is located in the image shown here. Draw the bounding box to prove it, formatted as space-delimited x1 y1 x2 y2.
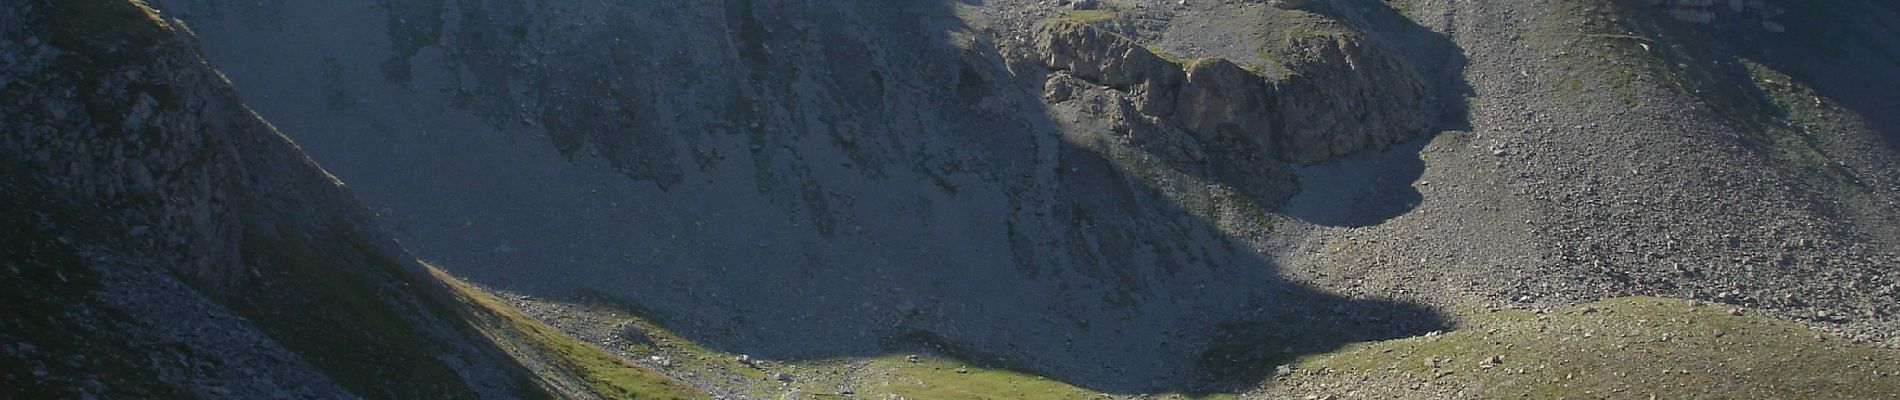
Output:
1524 1 1654 110
1294 297 1900 399
506 294 784 397
413 282 1900 400
1058 9 1118 24
1240 55 1285 79
432 268 709 400
861 355 1231 400
869 355 1102 399
1241 7 1353 80
1147 46 1207 67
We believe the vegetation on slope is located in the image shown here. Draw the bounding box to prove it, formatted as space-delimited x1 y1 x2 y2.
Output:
1058 9 1118 24
1526 0 1850 179
862 354 1106 399
1290 297 1900 398
493 286 1899 399
431 267 708 400
860 354 1233 400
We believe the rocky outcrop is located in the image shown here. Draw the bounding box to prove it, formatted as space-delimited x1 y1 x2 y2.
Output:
1174 59 1279 149
1271 33 1431 162
1036 19 1187 114
1034 19 1429 164
2 1 257 285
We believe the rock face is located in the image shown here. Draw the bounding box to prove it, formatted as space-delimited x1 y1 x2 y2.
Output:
1270 33 1431 162
2 1 256 286
1035 19 1429 164
0 1 584 398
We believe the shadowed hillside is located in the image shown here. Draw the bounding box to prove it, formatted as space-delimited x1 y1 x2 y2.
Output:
8 0 1900 398
1 1 701 398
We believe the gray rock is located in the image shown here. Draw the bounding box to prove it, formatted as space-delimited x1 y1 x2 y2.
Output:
1034 20 1428 164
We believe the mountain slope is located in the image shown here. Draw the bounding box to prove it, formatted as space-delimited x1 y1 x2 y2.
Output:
0 1 701 398
12 0 1899 398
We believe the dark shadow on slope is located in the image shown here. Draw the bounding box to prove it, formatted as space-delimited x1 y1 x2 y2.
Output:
1726 0 1900 152
509 0 1448 394
992 116 1449 393
1284 135 1430 227
4 2 568 396
1308 0 1476 133
1606 0 1899 183
1276 0 1471 227
0 171 183 398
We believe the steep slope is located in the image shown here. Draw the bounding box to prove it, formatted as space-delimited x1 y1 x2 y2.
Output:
0 1 700 398
128 0 1900 397
1271 0 1900 342
149 0 1450 392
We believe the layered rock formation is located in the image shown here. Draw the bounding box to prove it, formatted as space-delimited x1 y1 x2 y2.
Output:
1035 19 1429 165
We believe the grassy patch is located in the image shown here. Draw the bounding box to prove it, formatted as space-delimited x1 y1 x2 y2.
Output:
1293 297 1900 398
1240 56 1285 79
869 355 1100 399
860 355 1230 400
1524 2 1654 110
431 268 708 400
1244 7 1352 80
1058 9 1118 24
537 294 784 397
1147 46 1207 67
